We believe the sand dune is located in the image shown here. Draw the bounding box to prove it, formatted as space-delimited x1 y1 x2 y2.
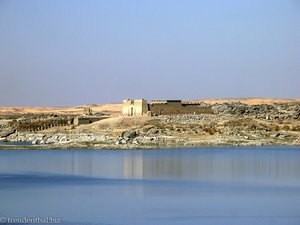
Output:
0 104 122 116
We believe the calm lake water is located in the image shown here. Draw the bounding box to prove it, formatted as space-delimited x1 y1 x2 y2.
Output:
0 146 300 225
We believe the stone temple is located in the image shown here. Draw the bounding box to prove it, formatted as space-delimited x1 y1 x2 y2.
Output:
122 99 213 116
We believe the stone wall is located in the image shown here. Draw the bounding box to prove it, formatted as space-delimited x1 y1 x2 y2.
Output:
72 116 108 125
149 102 213 115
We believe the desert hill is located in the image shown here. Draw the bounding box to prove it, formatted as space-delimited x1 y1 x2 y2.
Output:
190 98 300 105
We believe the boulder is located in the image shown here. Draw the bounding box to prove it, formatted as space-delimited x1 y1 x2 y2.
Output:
0 129 16 138
32 139 38 145
132 140 139 145
120 139 127 144
122 130 138 139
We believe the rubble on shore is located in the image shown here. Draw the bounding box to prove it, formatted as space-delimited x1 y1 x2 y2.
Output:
1 102 300 149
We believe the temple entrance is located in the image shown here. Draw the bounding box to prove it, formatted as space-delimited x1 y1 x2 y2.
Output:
130 107 134 116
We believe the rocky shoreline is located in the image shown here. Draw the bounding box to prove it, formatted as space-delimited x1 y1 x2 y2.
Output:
1 102 300 150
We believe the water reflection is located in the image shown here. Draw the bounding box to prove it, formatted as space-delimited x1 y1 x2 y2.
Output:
0 147 300 187
0 147 300 225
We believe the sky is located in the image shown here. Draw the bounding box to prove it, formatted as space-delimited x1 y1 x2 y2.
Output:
0 0 299 106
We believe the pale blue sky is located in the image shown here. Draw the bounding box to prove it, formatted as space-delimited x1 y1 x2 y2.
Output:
0 0 299 106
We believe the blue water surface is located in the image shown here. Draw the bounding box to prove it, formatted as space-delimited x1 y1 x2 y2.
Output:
0 146 300 225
